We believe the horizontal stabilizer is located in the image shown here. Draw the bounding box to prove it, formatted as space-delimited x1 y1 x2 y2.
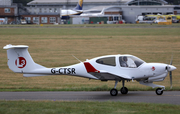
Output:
3 44 29 49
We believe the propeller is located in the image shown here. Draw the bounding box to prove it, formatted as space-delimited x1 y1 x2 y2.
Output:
169 70 172 89
166 55 174 89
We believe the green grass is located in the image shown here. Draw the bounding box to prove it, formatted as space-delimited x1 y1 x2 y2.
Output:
0 27 180 36
0 100 179 114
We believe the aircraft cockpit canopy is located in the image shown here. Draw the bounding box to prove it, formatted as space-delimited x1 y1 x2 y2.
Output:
96 57 116 66
119 56 144 68
95 55 145 68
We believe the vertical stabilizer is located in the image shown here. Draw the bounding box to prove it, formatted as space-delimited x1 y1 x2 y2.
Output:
3 44 45 73
74 0 83 10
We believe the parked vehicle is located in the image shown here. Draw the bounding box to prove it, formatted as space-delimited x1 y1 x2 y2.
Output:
135 15 155 23
0 18 6 24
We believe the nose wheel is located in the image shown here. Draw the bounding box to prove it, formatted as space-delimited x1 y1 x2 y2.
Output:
156 88 163 95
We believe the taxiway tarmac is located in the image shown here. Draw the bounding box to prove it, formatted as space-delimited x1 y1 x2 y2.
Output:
0 91 180 105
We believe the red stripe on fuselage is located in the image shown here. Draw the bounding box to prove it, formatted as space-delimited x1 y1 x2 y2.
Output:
84 62 100 73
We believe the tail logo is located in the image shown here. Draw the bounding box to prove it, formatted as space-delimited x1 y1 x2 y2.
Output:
15 57 27 68
79 0 83 7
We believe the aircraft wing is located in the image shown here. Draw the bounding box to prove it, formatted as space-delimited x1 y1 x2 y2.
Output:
84 62 131 80
75 9 98 13
74 10 83 13
82 9 98 13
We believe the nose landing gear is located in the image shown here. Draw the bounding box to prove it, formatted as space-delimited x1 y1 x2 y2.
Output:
139 80 165 95
156 88 163 95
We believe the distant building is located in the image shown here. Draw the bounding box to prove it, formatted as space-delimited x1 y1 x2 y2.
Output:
21 0 62 24
0 0 18 24
27 0 168 8
24 0 179 23
0 0 13 6
0 0 180 24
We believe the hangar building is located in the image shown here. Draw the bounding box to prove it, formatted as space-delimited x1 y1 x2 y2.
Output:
1 0 180 24
24 0 180 23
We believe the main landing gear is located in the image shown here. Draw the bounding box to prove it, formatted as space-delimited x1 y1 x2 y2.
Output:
110 80 128 96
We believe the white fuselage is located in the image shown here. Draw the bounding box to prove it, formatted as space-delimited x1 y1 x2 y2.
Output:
22 54 176 84
61 10 82 19
80 13 104 17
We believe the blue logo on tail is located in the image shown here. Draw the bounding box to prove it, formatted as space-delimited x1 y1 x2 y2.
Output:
74 0 83 10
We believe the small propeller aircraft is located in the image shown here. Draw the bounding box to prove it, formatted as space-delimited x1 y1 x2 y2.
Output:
3 44 176 96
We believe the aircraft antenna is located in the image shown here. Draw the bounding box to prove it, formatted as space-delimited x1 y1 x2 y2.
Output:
72 55 82 63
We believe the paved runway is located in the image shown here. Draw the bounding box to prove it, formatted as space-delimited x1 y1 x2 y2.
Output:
0 91 180 105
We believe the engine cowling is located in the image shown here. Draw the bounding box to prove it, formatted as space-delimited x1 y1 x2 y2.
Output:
147 73 167 82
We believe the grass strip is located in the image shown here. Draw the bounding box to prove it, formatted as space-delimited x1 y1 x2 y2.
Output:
0 100 179 114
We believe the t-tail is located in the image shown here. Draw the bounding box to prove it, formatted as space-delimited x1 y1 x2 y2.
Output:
3 44 46 77
74 0 83 10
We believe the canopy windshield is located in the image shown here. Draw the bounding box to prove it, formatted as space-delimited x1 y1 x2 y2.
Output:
119 56 144 68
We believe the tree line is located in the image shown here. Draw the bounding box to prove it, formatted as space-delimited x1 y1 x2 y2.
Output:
13 0 180 6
